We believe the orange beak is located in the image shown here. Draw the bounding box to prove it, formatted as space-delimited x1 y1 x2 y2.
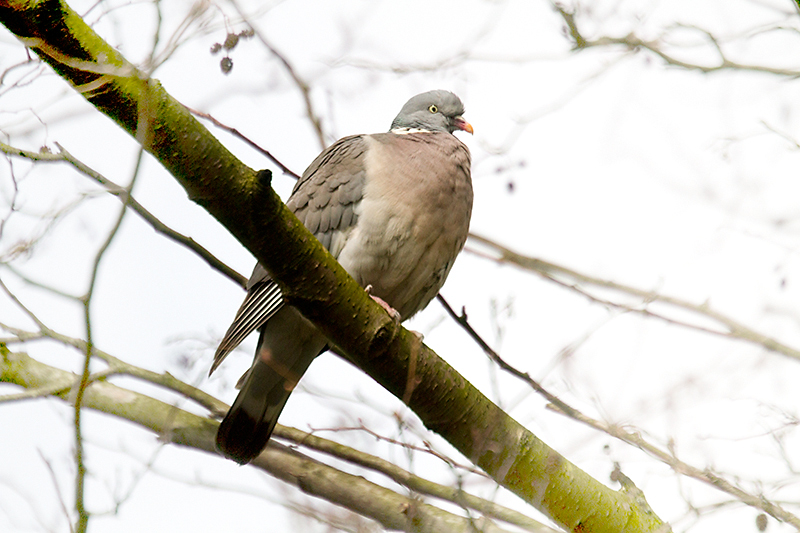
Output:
454 116 474 135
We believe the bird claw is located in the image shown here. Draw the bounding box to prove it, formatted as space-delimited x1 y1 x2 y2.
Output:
364 285 402 322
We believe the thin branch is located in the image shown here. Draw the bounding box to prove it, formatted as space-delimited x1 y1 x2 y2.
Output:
0 322 226 416
0 380 73 402
71 142 143 533
2 350 537 533
436 293 586 423
278 425 556 532
761 119 800 149
308 422 489 479
186 107 301 179
231 1 326 149
467 233 800 362
38 450 75 533
3 263 82 301
0 141 247 289
545 402 800 529
436 296 800 528
59 143 248 289
0 277 53 334
553 3 800 78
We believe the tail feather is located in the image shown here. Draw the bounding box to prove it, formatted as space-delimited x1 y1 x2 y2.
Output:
216 358 294 464
215 306 326 464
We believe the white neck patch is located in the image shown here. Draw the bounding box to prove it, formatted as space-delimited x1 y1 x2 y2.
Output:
391 127 433 135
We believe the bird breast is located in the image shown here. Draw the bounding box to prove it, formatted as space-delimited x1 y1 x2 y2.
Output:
335 132 473 319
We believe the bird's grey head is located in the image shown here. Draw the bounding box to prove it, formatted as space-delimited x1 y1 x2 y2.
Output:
390 90 473 135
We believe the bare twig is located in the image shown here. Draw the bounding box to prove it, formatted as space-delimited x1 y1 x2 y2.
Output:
71 142 143 533
545 402 800 528
0 381 74 402
762 119 800 149
186 107 301 179
0 277 53 333
3 348 540 533
0 141 247 289
278 425 555 532
0 322 226 415
436 293 584 421
307 422 490 479
230 1 326 149
553 3 800 78
38 450 75 533
436 294 800 528
467 233 800 362
3 263 82 301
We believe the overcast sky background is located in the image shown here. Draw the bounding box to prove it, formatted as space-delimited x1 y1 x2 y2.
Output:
3 0 800 531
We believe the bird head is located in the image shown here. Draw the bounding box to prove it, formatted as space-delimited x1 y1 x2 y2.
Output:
390 90 473 135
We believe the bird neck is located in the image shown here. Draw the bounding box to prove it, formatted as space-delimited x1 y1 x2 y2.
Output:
390 127 434 135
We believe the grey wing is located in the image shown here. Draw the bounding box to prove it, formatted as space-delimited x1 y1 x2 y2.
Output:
287 134 367 257
210 135 368 374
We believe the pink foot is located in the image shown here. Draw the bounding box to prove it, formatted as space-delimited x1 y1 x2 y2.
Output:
364 285 402 322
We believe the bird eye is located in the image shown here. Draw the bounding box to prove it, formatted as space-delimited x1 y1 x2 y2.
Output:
428 104 438 113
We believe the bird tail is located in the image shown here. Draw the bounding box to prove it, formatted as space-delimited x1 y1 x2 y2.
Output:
216 306 326 464
216 357 295 464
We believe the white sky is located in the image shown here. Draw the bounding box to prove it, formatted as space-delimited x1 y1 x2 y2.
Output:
2 0 800 531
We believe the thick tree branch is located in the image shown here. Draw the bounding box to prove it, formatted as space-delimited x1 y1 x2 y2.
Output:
1 348 557 533
0 320 554 531
0 2 669 530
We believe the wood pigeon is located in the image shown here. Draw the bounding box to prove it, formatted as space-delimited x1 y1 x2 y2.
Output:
210 90 474 464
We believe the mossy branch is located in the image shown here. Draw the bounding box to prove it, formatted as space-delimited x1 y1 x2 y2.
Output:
0 2 670 530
